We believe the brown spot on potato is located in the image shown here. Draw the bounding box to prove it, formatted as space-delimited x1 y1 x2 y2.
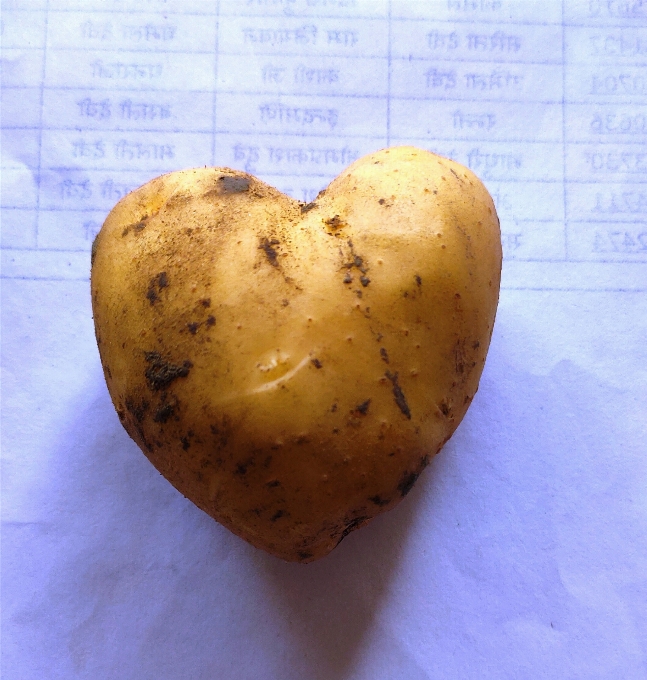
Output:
187 322 200 335
397 470 420 498
325 215 344 232
153 402 175 423
259 237 280 267
415 275 422 286
130 419 153 453
200 298 211 307
271 510 285 521
146 272 168 305
355 399 371 415
218 175 250 194
210 422 230 448
359 275 371 287
300 202 317 213
380 347 389 363
125 397 149 423
385 371 411 419
144 351 192 391
342 240 369 281
206 315 216 327
369 495 390 507
454 340 466 375
181 436 190 450
311 358 322 369
450 168 463 182
121 220 147 238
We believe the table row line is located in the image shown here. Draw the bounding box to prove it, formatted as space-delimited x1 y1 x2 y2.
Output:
4 253 645 297
3 94 647 141
3 168 646 223
3 208 646 265
5 50 647 103
4 15 647 63
5 85 646 137
4 133 647 182
4 0 647 26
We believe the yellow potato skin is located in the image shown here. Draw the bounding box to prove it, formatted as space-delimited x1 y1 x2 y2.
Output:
91 147 501 562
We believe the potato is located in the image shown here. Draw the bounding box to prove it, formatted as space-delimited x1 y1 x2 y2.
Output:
91 146 501 562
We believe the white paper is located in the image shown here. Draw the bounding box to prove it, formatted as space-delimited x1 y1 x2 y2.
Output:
2 1 646 678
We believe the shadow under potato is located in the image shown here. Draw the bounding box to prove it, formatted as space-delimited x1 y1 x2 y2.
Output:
252 465 422 680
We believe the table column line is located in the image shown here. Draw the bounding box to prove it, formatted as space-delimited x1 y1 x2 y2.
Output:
36 0 51 250
387 0 392 147
562 0 569 261
211 0 221 167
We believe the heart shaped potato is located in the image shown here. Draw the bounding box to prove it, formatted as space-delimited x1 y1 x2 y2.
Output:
91 147 501 562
